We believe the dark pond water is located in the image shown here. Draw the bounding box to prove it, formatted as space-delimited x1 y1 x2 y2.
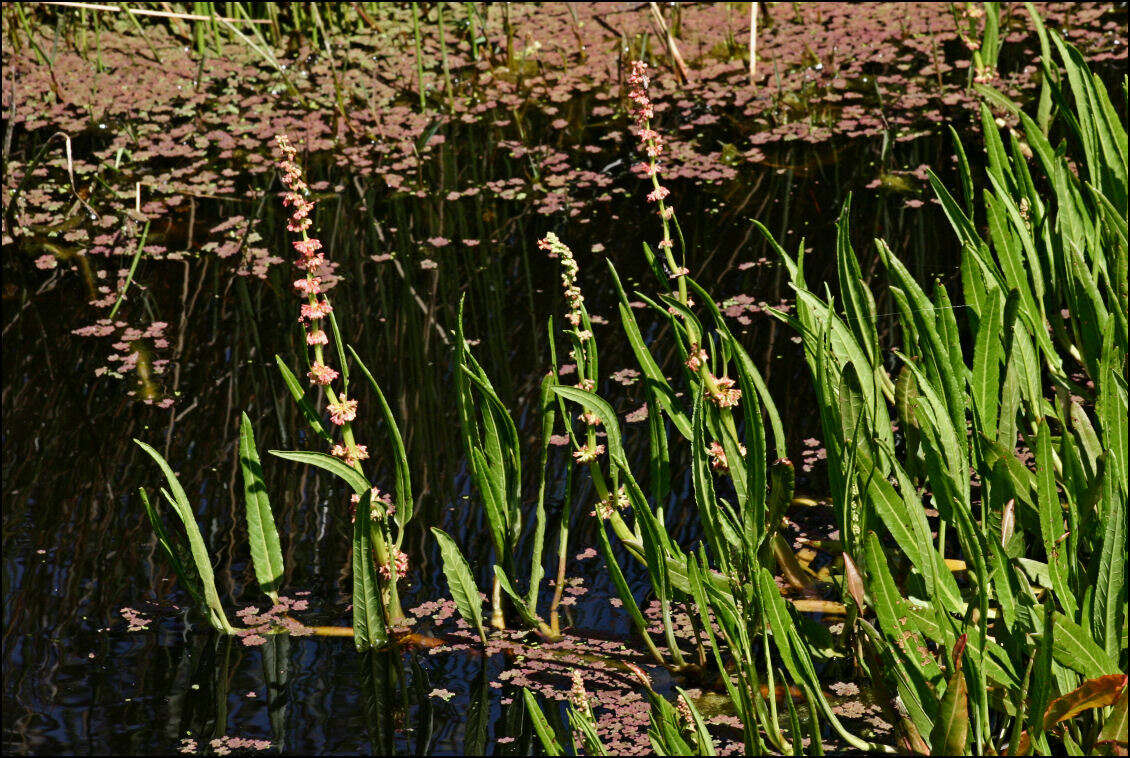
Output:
4 3 1125 754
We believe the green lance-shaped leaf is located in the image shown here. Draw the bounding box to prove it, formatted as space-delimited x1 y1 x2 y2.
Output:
1050 612 1116 679
464 663 490 756
551 385 626 465
430 528 486 644
644 688 695 756
1098 685 1128 746
756 567 875 752
1035 422 1078 617
691 388 730 574
526 370 557 613
134 440 234 634
568 700 608 756
834 196 880 370
348 346 413 528
325 303 350 392
352 490 387 651
139 487 206 614
522 688 565 756
687 276 786 460
238 413 285 604
685 552 746 717
1093 443 1126 660
784 678 805 757
274 355 332 444
971 291 1003 439
929 636 970 756
949 126 976 218
606 259 692 440
269 449 371 495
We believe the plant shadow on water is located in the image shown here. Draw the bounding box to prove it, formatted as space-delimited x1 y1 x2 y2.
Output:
3 2 1127 755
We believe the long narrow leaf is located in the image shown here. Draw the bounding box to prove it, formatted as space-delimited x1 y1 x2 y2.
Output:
238 413 284 604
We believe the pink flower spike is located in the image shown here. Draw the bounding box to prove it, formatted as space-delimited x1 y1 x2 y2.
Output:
306 329 329 346
294 253 325 271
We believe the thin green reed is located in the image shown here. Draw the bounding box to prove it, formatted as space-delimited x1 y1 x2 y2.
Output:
437 2 455 112
411 3 427 112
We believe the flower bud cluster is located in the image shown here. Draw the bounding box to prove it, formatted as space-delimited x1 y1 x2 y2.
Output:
539 233 586 328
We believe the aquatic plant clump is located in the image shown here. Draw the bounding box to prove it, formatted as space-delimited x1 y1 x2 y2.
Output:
3 3 1127 756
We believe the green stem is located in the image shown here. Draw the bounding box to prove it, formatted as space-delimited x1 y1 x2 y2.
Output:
659 596 687 666
438 2 454 112
491 574 505 629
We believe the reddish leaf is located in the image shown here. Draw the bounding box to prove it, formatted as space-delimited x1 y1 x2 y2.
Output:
930 634 969 755
1043 674 1127 730
842 551 865 611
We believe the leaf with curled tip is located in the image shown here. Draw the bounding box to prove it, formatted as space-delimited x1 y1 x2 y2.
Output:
930 635 970 756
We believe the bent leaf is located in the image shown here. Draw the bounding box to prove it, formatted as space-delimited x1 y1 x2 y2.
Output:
134 439 233 634
269 449 370 495
1042 674 1127 731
